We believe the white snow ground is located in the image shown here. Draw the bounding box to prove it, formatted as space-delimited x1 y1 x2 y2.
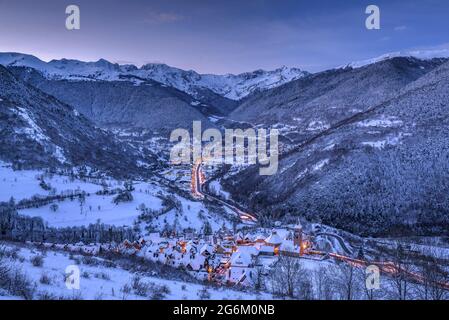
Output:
0 164 101 203
0 242 273 300
0 163 232 232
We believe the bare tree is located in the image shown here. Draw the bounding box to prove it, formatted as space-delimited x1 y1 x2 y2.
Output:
389 243 413 300
356 265 385 300
0 252 35 299
313 266 333 300
78 193 86 216
328 262 360 300
269 253 304 298
416 248 448 301
297 273 314 300
250 265 265 292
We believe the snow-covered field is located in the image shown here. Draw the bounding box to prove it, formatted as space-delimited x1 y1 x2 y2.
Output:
0 164 101 203
0 163 233 233
0 242 273 300
148 195 233 232
18 187 162 228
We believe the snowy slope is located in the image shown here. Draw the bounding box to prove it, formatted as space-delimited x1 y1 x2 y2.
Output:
0 243 273 300
0 53 121 81
0 164 101 202
0 52 308 100
136 64 309 100
18 188 162 228
0 164 233 231
343 48 449 69
0 64 143 172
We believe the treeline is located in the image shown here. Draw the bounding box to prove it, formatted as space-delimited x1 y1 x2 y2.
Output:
0 204 135 244
135 193 182 224
226 136 449 237
12 191 88 210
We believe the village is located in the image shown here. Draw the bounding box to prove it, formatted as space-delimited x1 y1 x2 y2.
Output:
137 223 315 286
27 223 324 288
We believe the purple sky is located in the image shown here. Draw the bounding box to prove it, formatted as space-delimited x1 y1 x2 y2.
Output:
0 0 448 74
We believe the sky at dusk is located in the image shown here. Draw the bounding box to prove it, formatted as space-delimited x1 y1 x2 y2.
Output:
0 0 448 74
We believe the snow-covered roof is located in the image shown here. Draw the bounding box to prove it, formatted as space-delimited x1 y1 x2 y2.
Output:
293 222 303 230
185 242 197 253
230 251 253 267
236 245 259 257
264 231 283 245
200 244 214 255
279 240 297 252
187 255 206 271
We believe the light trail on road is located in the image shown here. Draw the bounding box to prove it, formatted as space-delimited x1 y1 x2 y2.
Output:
191 159 449 291
191 158 257 224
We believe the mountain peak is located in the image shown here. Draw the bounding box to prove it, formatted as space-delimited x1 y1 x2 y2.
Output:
0 52 308 100
344 48 449 69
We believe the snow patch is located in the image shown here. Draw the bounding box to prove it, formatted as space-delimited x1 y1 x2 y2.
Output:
312 159 329 172
53 146 67 164
323 143 336 151
362 134 403 149
307 121 330 131
13 107 49 143
208 180 230 200
344 48 449 69
357 117 403 128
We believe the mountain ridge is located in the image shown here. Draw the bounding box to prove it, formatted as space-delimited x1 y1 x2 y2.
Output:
0 64 144 176
221 58 449 236
7 65 217 131
0 52 308 100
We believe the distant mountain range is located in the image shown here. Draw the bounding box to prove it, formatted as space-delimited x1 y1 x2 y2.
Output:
0 52 308 100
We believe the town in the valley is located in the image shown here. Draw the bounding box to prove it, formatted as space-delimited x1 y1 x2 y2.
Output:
26 223 331 287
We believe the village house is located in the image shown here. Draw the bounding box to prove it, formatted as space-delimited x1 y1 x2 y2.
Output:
263 230 283 255
226 248 258 286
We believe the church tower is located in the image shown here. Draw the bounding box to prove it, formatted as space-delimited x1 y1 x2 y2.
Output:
293 222 304 256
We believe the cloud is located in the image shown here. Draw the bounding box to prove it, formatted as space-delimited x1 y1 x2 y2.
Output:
142 12 184 25
113 60 137 65
394 25 407 31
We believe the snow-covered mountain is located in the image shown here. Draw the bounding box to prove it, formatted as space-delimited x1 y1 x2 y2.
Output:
225 57 449 236
0 64 144 175
343 48 449 69
8 65 217 131
0 52 308 100
137 63 309 100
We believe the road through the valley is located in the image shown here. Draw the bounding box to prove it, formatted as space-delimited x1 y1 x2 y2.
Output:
191 159 257 224
190 159 449 291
